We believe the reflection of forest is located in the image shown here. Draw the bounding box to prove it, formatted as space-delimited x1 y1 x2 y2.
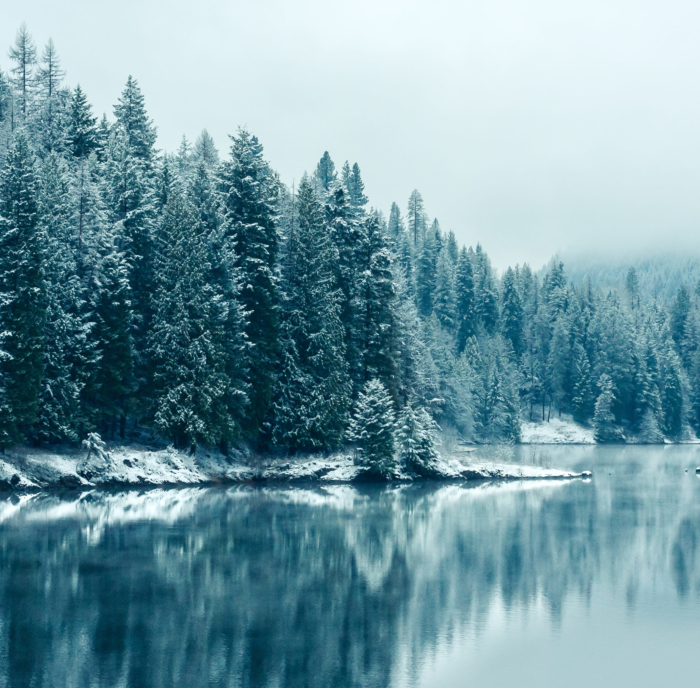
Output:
0 460 698 687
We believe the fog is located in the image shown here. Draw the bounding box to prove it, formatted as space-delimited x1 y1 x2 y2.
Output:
4 0 700 270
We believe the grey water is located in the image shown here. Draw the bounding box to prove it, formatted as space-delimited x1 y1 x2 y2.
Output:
0 446 699 688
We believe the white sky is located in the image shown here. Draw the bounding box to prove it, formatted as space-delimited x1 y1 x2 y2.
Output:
3 0 700 271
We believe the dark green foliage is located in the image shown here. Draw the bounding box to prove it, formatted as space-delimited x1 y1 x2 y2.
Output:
0 131 47 443
219 129 279 440
273 177 351 451
501 267 523 357
148 186 243 449
455 247 476 352
347 379 396 477
67 85 97 158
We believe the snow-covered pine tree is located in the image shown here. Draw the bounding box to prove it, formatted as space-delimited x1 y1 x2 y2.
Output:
67 85 97 159
501 266 523 357
148 184 239 449
354 211 399 398
219 128 279 441
34 38 68 155
107 77 158 391
314 151 336 193
455 246 476 353
593 373 622 442
325 179 362 393
273 176 351 450
406 189 426 246
346 162 368 212
193 129 219 168
396 402 440 476
85 237 135 438
571 341 594 423
659 340 684 439
473 244 499 333
33 152 93 443
347 378 396 477
0 130 47 442
433 245 457 332
415 220 440 317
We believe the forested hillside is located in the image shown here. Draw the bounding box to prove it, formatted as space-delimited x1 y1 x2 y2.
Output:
555 254 700 302
2 24 700 465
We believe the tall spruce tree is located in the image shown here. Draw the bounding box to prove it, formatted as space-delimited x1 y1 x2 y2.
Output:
347 378 396 477
219 128 279 440
273 176 351 450
0 130 47 442
148 185 242 449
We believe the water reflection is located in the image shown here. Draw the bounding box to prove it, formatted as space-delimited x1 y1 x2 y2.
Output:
0 446 699 688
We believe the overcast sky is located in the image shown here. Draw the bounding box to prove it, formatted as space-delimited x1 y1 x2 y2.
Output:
3 0 700 271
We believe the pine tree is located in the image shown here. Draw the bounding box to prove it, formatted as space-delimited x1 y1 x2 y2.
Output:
396 402 440 476
593 373 621 442
8 23 37 121
625 266 640 310
406 189 426 246
433 246 457 331
273 176 351 450
347 379 396 477
416 221 439 317
346 162 368 211
314 151 336 193
67 85 97 159
34 152 93 443
193 129 219 167
571 342 594 423
148 185 241 449
34 38 68 154
387 202 404 245
354 211 398 396
455 246 476 352
473 244 499 333
659 342 684 439
219 128 279 440
86 238 135 438
501 266 523 357
0 130 47 442
113 76 157 162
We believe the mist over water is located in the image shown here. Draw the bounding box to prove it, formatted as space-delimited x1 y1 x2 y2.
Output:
1 446 699 687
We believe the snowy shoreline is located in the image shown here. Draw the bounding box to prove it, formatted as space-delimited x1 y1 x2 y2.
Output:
0 443 592 492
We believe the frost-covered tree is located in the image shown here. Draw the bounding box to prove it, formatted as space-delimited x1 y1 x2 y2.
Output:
593 373 622 442
0 130 47 442
148 186 241 449
273 176 351 450
347 378 396 477
396 402 440 475
67 85 97 159
219 128 279 440
455 246 476 352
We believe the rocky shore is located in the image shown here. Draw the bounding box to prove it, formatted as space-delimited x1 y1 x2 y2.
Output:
0 442 592 492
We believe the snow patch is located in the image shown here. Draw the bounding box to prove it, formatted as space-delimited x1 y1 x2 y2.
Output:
520 415 595 444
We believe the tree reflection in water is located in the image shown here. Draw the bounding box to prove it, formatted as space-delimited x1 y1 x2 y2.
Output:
0 446 698 688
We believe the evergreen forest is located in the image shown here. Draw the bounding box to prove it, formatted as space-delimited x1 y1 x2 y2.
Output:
2 25 700 465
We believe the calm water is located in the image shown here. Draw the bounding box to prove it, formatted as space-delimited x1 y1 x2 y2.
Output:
1 446 699 688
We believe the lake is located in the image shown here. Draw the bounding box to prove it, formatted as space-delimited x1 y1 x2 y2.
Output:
1 445 699 687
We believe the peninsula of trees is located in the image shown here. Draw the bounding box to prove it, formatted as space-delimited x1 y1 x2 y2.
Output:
1 25 699 472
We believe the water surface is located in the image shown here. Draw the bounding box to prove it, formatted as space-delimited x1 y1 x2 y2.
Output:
1 445 699 687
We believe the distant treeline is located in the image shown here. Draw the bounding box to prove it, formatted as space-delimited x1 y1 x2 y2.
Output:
1 25 699 466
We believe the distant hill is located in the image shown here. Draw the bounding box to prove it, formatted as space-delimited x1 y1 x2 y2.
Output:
544 253 700 302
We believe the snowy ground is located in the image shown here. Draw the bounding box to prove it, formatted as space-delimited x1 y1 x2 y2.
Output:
520 415 596 444
0 440 591 492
